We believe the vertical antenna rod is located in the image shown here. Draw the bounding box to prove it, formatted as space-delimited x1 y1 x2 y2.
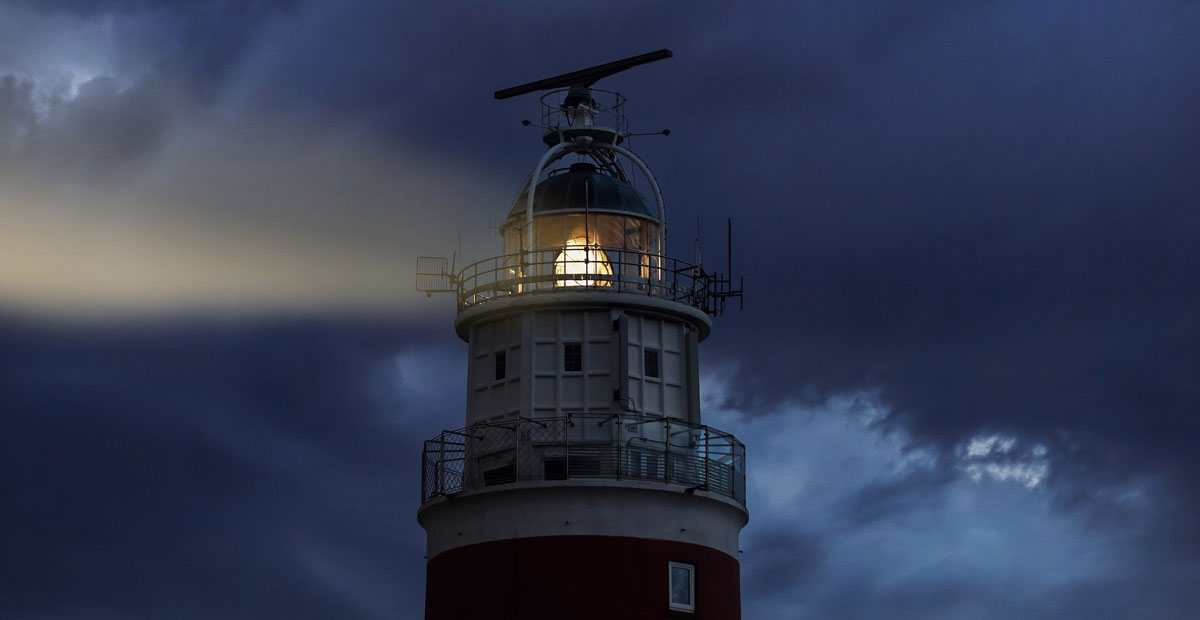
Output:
727 218 733 285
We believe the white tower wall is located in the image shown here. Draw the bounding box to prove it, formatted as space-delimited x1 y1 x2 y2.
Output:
465 307 702 426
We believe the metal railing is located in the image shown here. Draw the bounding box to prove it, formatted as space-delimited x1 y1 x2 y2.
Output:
421 413 746 508
540 88 628 136
456 247 730 314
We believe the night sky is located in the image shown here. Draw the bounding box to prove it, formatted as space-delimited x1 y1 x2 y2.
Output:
3 2 1199 618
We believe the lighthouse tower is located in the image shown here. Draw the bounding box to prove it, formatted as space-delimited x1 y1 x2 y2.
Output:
417 50 747 620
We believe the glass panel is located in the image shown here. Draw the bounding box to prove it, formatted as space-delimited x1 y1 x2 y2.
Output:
645 222 660 255
670 565 692 606
592 213 624 247
644 349 660 379
535 215 567 250
563 214 586 245
527 214 657 251
503 227 521 255
563 343 582 372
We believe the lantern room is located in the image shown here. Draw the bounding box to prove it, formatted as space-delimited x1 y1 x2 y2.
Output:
499 160 662 288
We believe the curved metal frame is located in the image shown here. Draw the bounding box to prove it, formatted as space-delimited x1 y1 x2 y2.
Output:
522 143 666 253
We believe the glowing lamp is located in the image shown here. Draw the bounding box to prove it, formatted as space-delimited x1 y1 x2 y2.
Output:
554 238 612 287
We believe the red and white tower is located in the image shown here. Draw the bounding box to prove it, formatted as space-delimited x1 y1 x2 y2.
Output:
417 50 747 619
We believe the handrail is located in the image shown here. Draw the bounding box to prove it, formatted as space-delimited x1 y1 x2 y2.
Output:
454 246 729 315
420 413 747 508
540 88 628 136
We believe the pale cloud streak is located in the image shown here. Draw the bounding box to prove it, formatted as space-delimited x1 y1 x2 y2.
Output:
0 84 509 318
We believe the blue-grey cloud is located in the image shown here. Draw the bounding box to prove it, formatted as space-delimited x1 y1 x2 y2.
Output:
1 0 1198 618
0 319 459 619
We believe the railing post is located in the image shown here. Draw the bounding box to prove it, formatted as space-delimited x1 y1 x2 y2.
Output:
615 413 622 480
704 427 710 494
664 417 671 484
439 434 446 495
563 415 570 479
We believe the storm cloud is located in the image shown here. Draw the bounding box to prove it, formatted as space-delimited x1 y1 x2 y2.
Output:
2 1 1198 618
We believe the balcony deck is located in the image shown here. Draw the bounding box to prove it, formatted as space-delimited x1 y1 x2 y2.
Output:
420 413 747 509
452 247 735 315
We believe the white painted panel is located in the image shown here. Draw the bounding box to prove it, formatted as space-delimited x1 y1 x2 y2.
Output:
587 311 611 339
664 351 682 384
645 382 662 414
473 356 490 388
587 342 609 373
562 313 584 341
534 313 556 338
663 322 681 351
506 379 521 411
664 384 683 417
587 376 611 407
505 317 522 347
562 375 584 408
475 322 491 350
535 343 556 373
534 377 556 408
644 318 660 345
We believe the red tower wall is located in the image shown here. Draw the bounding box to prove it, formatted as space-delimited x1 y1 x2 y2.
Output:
424 535 741 620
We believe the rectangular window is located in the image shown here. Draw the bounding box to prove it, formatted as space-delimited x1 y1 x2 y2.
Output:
668 562 694 612
494 351 506 381
644 348 660 379
564 343 582 372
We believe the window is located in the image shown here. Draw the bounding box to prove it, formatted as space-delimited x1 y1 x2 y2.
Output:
644 348 660 379
668 562 694 612
494 351 506 381
564 343 582 372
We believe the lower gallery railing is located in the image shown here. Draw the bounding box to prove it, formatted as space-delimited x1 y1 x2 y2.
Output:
421 413 746 508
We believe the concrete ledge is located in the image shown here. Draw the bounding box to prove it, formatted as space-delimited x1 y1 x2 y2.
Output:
453 290 713 341
418 479 748 559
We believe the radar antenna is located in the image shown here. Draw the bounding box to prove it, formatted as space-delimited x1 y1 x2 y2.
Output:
494 49 673 100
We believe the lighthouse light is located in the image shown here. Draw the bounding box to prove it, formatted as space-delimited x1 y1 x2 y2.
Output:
554 238 612 287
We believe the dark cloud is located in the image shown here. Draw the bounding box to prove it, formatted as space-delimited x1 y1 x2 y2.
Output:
19 75 174 175
0 318 453 619
741 529 824 599
0 74 36 149
5 0 300 99
683 0 1200 503
838 463 955 527
1 0 1198 617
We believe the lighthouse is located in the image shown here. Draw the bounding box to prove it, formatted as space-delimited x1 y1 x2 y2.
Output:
416 49 747 619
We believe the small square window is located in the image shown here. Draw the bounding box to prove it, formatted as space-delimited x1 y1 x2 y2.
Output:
564 343 582 372
494 351 506 381
644 348 660 379
668 561 694 612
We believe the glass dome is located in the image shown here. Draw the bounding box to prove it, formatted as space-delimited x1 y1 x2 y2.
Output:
501 162 660 256
499 162 661 288
505 161 658 221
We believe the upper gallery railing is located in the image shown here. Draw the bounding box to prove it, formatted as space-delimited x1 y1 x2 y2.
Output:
455 247 735 315
421 413 747 508
539 88 628 138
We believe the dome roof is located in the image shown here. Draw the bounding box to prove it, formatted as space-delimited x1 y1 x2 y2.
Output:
506 162 658 223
